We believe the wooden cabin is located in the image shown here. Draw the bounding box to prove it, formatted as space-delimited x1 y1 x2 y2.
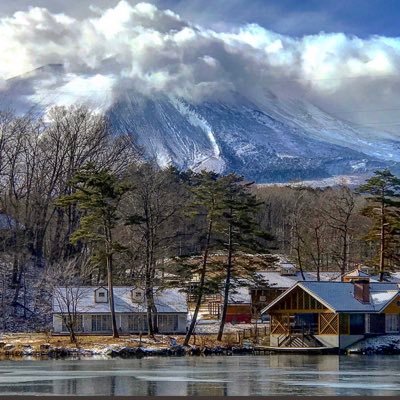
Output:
262 280 400 349
251 269 342 316
223 286 252 323
225 304 252 323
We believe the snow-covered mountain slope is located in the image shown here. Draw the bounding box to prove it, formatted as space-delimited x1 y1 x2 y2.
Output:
2 65 399 183
109 90 398 182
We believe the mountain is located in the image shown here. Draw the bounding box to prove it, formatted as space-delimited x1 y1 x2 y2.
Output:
3 65 400 183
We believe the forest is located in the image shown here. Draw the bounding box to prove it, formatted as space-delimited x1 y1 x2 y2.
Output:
0 105 399 338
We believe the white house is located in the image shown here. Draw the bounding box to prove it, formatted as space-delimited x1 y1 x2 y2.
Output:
52 286 188 334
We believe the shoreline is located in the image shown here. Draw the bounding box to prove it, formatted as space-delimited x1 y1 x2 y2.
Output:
2 333 400 359
0 344 258 360
0 332 259 360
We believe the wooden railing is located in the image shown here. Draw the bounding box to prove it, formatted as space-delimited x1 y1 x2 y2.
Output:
236 325 269 344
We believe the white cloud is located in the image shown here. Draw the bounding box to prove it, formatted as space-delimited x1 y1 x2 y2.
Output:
1 1 400 130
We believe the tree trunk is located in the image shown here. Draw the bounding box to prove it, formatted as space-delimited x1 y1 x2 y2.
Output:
184 219 213 346
293 212 305 280
145 252 155 337
106 228 119 338
145 280 155 337
379 194 385 282
341 231 348 281
315 227 321 281
69 326 77 344
295 244 306 281
217 221 233 341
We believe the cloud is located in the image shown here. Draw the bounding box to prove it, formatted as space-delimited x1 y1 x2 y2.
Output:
1 1 400 130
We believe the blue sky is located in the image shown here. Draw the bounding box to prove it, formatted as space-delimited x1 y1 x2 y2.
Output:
172 0 400 37
1 0 399 38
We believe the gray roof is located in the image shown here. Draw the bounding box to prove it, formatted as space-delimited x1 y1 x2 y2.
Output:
262 281 400 314
370 272 400 283
228 286 251 303
53 286 188 314
255 271 342 289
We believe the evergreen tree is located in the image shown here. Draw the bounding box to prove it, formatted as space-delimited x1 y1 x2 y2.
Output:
183 171 226 346
357 169 400 281
216 174 273 341
57 163 130 338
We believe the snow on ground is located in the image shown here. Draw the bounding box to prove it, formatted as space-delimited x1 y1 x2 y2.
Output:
194 321 267 334
347 335 400 354
259 174 368 188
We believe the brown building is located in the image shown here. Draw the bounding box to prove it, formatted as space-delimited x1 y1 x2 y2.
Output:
262 280 400 350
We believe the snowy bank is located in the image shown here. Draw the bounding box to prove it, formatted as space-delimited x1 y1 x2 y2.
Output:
347 335 400 355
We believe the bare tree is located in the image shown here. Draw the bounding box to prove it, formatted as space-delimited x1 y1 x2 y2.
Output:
46 257 93 344
321 186 356 278
121 164 188 336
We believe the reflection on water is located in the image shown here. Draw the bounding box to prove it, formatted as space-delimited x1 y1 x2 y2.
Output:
0 354 399 396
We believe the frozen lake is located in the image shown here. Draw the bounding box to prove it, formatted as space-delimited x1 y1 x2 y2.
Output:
0 354 399 396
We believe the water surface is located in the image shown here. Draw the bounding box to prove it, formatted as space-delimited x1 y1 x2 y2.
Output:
0 355 399 396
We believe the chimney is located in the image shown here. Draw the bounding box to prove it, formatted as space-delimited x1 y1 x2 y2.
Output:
353 279 370 303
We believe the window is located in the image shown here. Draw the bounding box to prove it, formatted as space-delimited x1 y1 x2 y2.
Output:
91 315 112 332
61 315 83 332
158 315 178 332
349 314 365 335
369 314 386 334
94 288 108 303
131 290 144 303
127 314 147 332
386 314 400 333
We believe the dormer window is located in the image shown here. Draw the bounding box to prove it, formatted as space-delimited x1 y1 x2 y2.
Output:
280 264 297 276
131 289 144 303
94 287 108 303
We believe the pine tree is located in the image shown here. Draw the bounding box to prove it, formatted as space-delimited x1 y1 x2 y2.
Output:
183 171 226 346
357 169 400 281
57 163 130 338
216 174 273 341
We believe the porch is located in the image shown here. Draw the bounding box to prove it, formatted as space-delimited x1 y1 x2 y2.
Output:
270 312 339 348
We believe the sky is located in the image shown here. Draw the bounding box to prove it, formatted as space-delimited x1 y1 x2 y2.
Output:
0 0 400 132
1 0 400 37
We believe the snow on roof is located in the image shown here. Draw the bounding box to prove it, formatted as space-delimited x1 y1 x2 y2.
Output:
262 281 399 314
390 272 400 282
344 268 370 278
370 273 400 283
300 281 399 312
228 286 251 303
371 291 398 306
255 271 341 289
53 286 188 314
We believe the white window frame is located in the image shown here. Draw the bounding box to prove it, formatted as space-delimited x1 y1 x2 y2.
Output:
365 314 370 334
127 314 148 332
385 314 400 333
158 314 178 332
91 314 112 332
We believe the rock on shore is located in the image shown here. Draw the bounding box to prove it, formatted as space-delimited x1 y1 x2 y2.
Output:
346 335 400 355
0 343 256 359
